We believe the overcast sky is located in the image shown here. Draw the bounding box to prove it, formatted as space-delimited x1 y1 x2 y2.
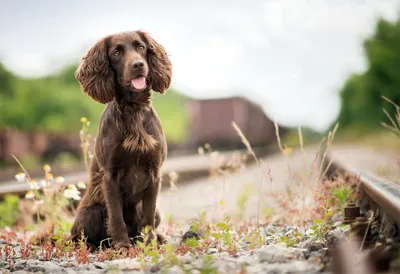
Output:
1 0 399 131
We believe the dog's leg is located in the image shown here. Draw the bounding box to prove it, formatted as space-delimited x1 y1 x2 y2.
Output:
71 204 109 249
102 171 131 249
139 171 161 245
133 201 165 245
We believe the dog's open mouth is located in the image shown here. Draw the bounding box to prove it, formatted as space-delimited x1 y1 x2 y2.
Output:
131 76 147 91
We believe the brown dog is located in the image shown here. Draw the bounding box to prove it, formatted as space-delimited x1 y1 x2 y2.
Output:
70 30 172 250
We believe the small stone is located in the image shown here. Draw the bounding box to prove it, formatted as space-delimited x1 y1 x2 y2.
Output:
43 261 63 273
236 255 256 266
93 262 107 269
327 226 350 247
177 254 192 264
87 264 97 271
218 251 230 258
297 238 324 258
264 261 319 273
182 231 200 242
166 265 185 274
309 248 326 259
258 246 287 263
107 258 142 271
150 264 161 272
13 260 27 271
27 265 46 272
208 247 218 254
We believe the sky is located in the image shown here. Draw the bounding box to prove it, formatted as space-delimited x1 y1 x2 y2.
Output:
1 0 399 131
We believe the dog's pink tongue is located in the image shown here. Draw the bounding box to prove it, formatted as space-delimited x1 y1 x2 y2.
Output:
131 77 146 90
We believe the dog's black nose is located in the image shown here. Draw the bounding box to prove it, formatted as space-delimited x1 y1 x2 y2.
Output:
132 60 145 70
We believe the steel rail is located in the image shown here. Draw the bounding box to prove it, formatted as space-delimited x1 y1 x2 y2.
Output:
323 151 400 224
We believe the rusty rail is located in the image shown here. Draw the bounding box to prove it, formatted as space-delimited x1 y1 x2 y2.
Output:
322 150 400 224
321 149 400 273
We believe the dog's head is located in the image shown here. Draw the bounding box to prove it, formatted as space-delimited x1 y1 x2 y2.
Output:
75 31 172 104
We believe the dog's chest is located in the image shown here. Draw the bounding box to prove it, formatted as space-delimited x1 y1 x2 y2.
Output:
121 167 152 201
120 110 161 154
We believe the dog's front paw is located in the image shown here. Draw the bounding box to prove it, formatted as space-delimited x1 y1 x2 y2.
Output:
113 238 132 251
157 233 167 245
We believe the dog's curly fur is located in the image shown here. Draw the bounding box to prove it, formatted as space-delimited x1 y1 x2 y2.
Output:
70 30 172 250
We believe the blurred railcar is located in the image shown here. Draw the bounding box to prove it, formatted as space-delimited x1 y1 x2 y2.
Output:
186 96 279 150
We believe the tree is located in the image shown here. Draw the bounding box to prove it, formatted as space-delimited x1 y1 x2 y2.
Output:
336 17 400 133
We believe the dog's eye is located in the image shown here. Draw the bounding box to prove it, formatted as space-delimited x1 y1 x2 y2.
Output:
137 45 145 51
113 51 121 57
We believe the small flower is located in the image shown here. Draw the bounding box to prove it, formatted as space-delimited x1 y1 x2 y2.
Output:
25 191 34 199
63 184 81 200
77 181 87 190
55 176 65 184
15 172 26 183
39 180 48 188
43 164 51 173
197 147 204 155
46 173 54 181
168 171 178 182
29 180 40 190
68 184 78 191
80 117 88 123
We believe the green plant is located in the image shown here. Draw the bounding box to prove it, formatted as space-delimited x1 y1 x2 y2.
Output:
332 184 353 208
279 232 304 247
212 216 238 254
309 201 334 243
0 195 20 228
79 117 92 171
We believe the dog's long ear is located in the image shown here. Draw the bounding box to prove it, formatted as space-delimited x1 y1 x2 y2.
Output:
75 37 115 104
140 31 172 94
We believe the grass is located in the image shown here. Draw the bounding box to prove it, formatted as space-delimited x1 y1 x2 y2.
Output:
3 99 399 272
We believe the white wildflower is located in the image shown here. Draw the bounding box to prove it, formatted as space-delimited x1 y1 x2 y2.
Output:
15 172 26 182
63 184 81 200
43 164 51 173
168 171 178 182
29 180 40 190
46 173 54 181
25 191 34 199
39 180 48 188
55 176 65 184
197 147 204 155
77 181 87 190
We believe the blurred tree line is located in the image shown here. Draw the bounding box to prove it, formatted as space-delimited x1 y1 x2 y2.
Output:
0 62 188 143
336 17 400 134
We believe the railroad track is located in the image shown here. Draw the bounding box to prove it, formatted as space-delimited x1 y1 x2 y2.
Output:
321 149 400 273
0 145 276 199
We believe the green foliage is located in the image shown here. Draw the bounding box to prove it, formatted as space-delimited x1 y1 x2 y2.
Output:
152 90 188 143
0 195 20 228
0 62 188 144
332 185 353 207
336 17 400 133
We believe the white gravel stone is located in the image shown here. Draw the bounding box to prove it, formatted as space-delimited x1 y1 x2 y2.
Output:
258 246 288 263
